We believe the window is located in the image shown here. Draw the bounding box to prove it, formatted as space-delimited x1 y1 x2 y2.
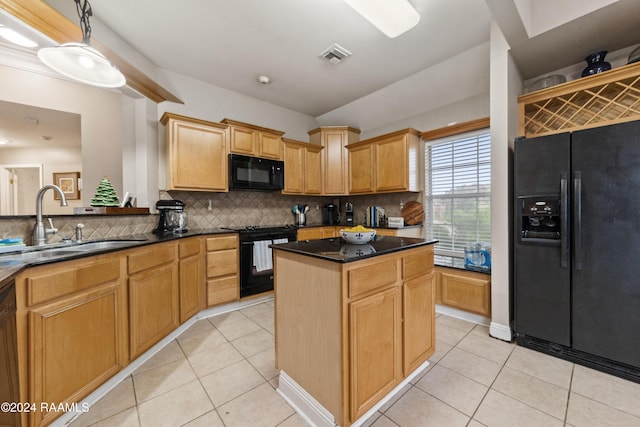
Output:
424 129 491 257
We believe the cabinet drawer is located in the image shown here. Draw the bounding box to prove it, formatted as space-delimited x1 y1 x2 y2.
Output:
27 258 122 306
207 249 238 277
348 259 398 298
402 248 433 281
179 237 201 258
128 243 176 274
206 234 238 251
207 276 238 306
440 271 491 316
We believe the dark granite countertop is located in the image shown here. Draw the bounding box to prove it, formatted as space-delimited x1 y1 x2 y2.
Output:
0 228 235 284
271 235 436 263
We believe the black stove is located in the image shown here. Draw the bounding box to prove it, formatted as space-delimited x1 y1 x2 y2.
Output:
222 224 297 298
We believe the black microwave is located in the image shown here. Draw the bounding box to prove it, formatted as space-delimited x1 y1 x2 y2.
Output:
228 154 285 191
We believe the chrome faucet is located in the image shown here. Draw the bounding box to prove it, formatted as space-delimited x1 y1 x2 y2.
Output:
33 184 68 246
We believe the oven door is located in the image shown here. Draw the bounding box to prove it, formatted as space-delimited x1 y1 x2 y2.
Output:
229 154 284 191
239 231 295 298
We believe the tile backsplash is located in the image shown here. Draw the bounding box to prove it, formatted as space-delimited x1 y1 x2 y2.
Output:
0 190 421 244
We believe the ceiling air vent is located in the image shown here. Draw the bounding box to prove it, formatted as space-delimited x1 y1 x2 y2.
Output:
319 43 352 65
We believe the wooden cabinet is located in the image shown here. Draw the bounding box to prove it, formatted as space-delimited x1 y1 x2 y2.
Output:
347 128 421 194
373 227 423 238
160 112 229 192
298 226 421 241
308 126 360 195
14 255 127 427
206 234 239 306
347 142 374 193
297 226 337 241
349 287 402 421
179 237 205 323
402 258 436 374
0 284 19 427
275 244 435 426
282 138 323 195
222 118 285 160
128 242 179 359
435 266 491 316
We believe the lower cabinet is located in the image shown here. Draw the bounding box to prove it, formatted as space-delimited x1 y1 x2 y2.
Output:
297 226 423 241
435 266 491 316
403 271 436 373
297 226 337 240
275 244 435 426
349 287 402 421
11 235 230 426
179 237 205 323
14 255 127 427
206 234 239 306
128 242 179 359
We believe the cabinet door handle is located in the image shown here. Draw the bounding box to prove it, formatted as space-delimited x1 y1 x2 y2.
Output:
573 171 583 271
560 173 569 268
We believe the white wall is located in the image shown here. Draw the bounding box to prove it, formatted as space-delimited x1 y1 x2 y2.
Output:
488 20 523 341
156 69 319 142
0 145 82 213
361 93 489 139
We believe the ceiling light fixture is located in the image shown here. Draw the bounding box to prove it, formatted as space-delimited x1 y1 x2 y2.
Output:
0 25 38 48
0 138 10 145
257 75 271 84
37 0 125 88
344 0 420 38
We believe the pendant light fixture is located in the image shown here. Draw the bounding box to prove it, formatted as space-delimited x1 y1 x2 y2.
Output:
37 0 126 88
344 0 420 38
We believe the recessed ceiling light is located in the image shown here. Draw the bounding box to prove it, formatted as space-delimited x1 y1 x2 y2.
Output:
0 25 38 48
257 75 271 84
0 138 10 145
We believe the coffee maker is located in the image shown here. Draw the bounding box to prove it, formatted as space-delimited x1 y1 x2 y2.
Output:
345 202 354 225
154 199 186 233
322 203 340 225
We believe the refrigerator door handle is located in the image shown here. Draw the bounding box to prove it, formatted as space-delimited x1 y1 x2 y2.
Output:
560 173 569 268
573 171 583 270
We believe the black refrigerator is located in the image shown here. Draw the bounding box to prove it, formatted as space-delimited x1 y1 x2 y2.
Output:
514 120 640 383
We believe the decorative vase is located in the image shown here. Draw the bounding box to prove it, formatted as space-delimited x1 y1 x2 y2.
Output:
581 51 611 77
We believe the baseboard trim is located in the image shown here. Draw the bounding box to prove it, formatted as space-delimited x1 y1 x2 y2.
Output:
489 321 513 342
277 371 336 427
435 304 490 326
278 359 431 427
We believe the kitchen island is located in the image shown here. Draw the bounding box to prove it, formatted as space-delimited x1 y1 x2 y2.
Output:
272 236 437 427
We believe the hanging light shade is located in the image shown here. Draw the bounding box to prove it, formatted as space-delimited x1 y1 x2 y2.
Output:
37 0 125 88
344 0 420 38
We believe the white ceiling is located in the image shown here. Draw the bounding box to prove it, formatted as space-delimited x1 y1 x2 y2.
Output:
86 0 494 117
0 100 80 149
1 0 640 125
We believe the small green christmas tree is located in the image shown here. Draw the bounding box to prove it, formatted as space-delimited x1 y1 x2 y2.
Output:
90 176 120 207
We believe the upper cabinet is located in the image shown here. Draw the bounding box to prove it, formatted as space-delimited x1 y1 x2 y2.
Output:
347 128 421 194
160 112 229 192
308 126 360 195
221 118 285 160
282 138 323 195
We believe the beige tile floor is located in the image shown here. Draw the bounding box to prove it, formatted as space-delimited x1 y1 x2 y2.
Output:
69 300 640 427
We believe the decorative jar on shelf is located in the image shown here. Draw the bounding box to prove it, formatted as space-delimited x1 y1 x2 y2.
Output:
581 51 611 77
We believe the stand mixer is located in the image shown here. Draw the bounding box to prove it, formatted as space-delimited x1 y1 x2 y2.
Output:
153 199 187 233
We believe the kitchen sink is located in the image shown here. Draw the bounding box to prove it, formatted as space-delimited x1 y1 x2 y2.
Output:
0 240 147 265
59 240 145 252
